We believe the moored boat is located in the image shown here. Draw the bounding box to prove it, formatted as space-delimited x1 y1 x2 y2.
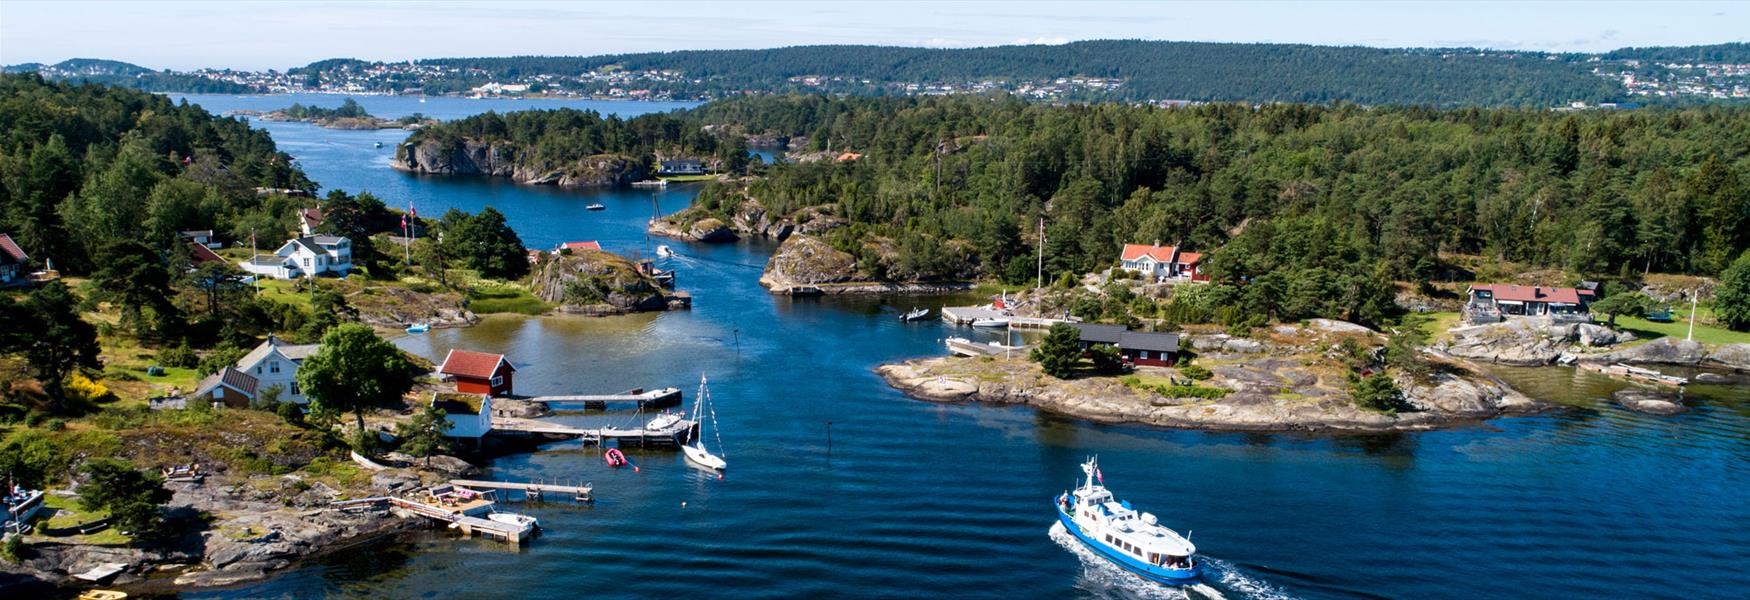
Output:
604 448 627 467
682 375 727 472
586 203 606 211
1054 457 1200 585
406 323 430 334
971 318 1010 328
899 307 930 321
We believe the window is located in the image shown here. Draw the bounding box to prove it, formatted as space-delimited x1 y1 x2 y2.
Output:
303 257 311 267
491 375 504 387
291 382 300 396
1140 350 1150 360
213 387 224 399
270 361 280 374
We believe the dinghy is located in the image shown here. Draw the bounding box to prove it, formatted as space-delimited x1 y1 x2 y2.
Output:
405 323 430 334
604 448 627 467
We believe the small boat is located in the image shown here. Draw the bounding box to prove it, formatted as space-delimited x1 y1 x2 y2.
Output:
586 203 606 211
1054 457 1200 585
682 375 727 472
373 141 383 148
406 323 430 334
899 307 930 322
604 448 627 467
970 318 1010 328
644 410 684 432
78 592 128 600
656 245 676 258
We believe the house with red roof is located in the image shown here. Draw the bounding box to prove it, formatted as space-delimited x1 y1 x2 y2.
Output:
438 349 516 396
0 233 29 286
1119 241 1206 283
555 241 602 253
1465 284 1595 323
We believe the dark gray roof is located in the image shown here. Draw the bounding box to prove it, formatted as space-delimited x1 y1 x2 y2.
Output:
1119 331 1179 353
193 366 259 398
1071 323 1126 344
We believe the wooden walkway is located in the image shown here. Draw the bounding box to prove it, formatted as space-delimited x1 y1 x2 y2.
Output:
452 479 593 501
946 337 1030 357
523 387 682 409
941 306 1070 329
387 497 532 544
491 416 697 446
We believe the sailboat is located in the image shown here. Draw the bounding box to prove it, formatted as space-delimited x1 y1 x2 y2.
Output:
682 375 727 471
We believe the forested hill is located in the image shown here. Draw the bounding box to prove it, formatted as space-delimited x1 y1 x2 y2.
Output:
0 73 311 273
2 58 252 94
426 40 1622 107
1602 43 1750 63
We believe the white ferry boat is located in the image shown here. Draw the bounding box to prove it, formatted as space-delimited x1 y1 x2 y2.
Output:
1054 457 1200 584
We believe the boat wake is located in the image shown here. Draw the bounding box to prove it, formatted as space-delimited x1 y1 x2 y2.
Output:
1048 522 1294 600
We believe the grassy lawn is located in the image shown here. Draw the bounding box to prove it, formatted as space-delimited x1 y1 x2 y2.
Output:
250 277 313 308
658 174 717 183
1410 311 1463 340
1614 309 1750 345
31 494 131 546
467 283 552 315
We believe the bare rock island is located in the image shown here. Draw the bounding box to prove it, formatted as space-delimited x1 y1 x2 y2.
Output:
530 248 688 315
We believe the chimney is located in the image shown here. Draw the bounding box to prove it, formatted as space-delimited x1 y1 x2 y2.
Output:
1153 239 1160 248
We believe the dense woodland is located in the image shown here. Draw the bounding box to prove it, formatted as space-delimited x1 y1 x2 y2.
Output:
421 41 1623 107
2 59 252 94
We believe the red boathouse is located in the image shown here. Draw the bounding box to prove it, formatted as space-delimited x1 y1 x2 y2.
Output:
438 349 516 396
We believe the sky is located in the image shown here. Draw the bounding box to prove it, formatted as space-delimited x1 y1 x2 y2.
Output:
2 0 1746 71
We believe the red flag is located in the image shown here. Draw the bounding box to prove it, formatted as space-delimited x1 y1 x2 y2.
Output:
401 214 408 230
410 205 417 219
1095 468 1103 485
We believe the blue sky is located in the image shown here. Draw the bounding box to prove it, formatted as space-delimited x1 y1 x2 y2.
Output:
2 1 1746 71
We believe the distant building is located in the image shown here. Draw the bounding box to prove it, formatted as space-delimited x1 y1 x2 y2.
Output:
1069 323 1181 367
1464 284 1595 324
239 235 353 279
187 241 227 267
658 159 705 175
189 335 322 406
1119 242 1205 283
298 207 324 236
438 349 517 397
0 233 29 286
431 392 493 439
179 229 222 248
555 241 602 253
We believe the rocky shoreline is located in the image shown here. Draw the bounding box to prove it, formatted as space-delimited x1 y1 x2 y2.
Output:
1438 319 1750 371
876 351 1546 433
393 139 647 187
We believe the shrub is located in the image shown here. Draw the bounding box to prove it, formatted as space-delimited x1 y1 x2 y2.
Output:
198 344 248 377
158 343 199 369
1350 373 1404 413
1030 324 1084 378
78 458 173 538
1180 364 1213 381
65 373 118 404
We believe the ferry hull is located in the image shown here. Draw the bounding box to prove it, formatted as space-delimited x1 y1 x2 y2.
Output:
1055 503 1201 585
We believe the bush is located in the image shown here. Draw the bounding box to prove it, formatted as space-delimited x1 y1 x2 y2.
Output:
1088 344 1125 373
65 373 118 404
1180 364 1213 381
78 458 173 538
1030 324 1084 379
158 343 199 369
198 344 248 377
1350 373 1404 413
1 534 23 562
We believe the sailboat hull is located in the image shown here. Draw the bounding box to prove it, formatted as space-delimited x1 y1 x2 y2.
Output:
682 444 726 470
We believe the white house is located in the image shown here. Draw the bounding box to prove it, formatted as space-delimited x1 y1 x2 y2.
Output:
1119 242 1205 283
431 392 493 439
239 235 352 279
189 335 321 406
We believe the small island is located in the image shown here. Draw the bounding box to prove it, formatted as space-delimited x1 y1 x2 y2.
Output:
246 98 433 130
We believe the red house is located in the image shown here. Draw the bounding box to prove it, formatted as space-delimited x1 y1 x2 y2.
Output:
438 349 516 396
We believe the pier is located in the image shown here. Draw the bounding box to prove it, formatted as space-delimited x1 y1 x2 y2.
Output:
523 387 683 409
387 496 534 544
451 479 593 502
940 306 1072 329
491 416 698 447
946 337 1030 357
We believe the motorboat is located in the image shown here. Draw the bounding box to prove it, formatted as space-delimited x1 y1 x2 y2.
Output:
373 141 383 148
1054 457 1200 585
586 203 606 211
644 410 684 432
970 318 1010 328
682 375 727 472
656 245 676 258
899 307 930 321
405 323 430 334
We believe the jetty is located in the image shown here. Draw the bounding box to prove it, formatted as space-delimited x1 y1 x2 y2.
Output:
940 306 1070 329
450 479 593 502
523 386 683 409
492 416 698 447
1581 362 1688 386
946 337 1030 357
384 485 538 544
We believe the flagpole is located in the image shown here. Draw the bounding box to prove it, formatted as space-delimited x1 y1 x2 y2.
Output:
251 228 259 295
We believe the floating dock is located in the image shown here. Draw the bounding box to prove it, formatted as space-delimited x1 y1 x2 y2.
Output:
523 387 683 409
1580 362 1688 386
940 306 1071 329
946 337 1030 357
450 479 593 502
491 416 698 447
385 485 538 544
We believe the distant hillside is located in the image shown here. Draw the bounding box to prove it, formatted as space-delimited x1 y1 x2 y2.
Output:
1603 43 1750 63
422 40 1623 107
6 58 250 93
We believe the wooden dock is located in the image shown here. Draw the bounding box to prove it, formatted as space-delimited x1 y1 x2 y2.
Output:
945 337 1030 357
387 496 534 544
491 416 697 447
523 387 682 409
452 479 593 502
940 306 1071 329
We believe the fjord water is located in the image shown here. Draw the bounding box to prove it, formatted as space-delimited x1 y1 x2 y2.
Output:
173 95 1750 599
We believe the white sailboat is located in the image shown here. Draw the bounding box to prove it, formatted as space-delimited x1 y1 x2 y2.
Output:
682 375 727 471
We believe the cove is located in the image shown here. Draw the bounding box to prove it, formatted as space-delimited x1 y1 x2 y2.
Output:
170 94 1750 599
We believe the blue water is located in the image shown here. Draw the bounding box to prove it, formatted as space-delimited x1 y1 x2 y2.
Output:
170 95 1750 599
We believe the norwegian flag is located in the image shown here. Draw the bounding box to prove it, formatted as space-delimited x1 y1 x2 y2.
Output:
1095 467 1104 485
